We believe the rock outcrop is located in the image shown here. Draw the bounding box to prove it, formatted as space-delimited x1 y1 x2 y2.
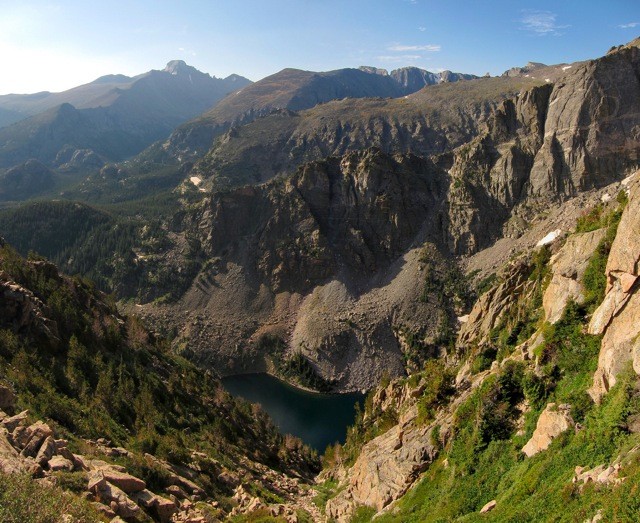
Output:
326 403 440 522
543 228 606 323
589 172 640 401
522 403 574 457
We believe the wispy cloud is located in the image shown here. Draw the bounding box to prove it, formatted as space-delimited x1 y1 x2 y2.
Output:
418 26 426 32
520 10 569 36
388 44 441 52
619 22 639 29
377 54 421 63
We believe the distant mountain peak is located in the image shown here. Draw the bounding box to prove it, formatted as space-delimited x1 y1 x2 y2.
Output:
164 60 199 76
359 66 389 76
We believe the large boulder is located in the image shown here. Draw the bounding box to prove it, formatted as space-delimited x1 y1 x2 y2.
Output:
0 384 15 411
18 421 53 457
543 229 606 323
2 410 28 432
522 403 574 457
132 489 177 523
327 418 437 520
0 429 25 474
93 481 140 519
88 468 145 493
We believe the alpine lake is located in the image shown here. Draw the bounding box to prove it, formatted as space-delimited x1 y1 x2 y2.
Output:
222 373 365 452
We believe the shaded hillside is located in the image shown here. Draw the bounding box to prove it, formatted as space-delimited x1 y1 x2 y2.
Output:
155 65 478 162
0 61 250 128
0 160 56 201
190 75 544 190
0 61 251 170
0 239 320 521
0 199 197 302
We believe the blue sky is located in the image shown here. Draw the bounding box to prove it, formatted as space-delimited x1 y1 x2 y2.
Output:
0 0 638 94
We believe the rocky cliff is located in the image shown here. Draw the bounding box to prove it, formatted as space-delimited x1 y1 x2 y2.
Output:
133 41 640 393
157 65 480 165
319 170 640 522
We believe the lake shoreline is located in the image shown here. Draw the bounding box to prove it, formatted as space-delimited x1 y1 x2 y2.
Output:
222 373 365 451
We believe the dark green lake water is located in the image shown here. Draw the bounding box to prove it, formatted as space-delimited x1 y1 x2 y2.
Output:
222 373 364 451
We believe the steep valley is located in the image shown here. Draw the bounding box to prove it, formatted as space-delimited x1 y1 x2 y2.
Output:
1 36 640 523
131 39 640 393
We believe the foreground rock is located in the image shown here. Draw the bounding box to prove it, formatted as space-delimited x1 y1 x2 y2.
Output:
589 173 640 401
543 229 606 324
522 403 574 457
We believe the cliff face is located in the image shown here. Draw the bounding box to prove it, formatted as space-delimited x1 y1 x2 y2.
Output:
589 172 640 400
134 41 640 392
157 149 452 389
321 170 640 522
528 43 640 197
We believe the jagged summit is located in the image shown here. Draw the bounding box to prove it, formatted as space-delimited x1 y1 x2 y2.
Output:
359 65 389 76
162 59 204 76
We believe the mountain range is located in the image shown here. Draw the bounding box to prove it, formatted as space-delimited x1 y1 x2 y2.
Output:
0 36 640 523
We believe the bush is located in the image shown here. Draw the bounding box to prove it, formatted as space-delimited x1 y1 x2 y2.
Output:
0 473 99 522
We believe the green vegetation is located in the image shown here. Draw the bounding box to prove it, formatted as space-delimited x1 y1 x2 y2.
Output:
0 244 319 496
0 473 100 523
372 363 640 523
473 246 551 367
262 335 334 392
347 216 633 522
313 478 340 512
582 193 627 310
325 391 399 468
0 199 202 303
475 272 498 296
416 360 456 426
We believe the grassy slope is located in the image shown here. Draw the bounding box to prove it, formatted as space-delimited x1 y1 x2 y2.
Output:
341 199 640 522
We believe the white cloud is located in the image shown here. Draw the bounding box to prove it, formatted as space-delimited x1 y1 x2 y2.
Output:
377 54 422 62
619 22 639 29
520 10 569 36
418 27 426 32
388 44 441 52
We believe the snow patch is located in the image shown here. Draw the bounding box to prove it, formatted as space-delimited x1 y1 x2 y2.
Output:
545 78 551 83
536 229 562 247
562 65 573 71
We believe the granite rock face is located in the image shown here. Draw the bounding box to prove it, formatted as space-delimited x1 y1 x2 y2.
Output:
589 173 640 401
522 403 574 457
528 44 640 198
143 41 640 390
543 228 606 324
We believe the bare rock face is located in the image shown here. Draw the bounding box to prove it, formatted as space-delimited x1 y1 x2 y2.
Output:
543 229 606 323
522 403 574 457
132 489 177 523
0 277 60 349
529 44 640 198
458 259 534 348
93 481 140 519
327 418 437 521
480 500 497 513
0 429 25 474
589 173 640 401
